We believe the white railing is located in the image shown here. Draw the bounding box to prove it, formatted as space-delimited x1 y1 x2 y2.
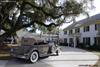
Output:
68 32 81 36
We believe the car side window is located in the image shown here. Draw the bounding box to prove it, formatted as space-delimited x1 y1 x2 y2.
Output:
34 42 38 45
38 41 48 45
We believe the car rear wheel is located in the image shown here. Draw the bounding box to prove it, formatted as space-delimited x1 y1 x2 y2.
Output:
30 51 39 63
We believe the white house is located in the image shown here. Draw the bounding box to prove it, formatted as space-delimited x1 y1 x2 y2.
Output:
59 14 100 47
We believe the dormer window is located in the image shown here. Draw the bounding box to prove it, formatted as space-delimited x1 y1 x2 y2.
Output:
64 31 67 34
69 29 73 34
75 28 80 33
95 24 97 30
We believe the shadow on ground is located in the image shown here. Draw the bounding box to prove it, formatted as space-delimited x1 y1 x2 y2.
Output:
60 46 86 52
5 57 53 67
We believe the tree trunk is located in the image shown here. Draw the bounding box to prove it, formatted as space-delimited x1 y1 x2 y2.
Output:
0 33 8 41
0 32 18 44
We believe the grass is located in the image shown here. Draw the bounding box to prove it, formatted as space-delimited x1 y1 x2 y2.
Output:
0 50 12 60
0 55 12 60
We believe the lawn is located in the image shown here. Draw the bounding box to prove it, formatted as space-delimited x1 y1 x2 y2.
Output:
0 50 12 60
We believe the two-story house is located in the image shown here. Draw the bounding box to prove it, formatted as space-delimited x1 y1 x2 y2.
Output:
59 13 100 47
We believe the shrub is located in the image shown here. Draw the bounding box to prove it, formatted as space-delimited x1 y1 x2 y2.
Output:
89 44 100 51
77 43 85 49
59 43 68 46
77 43 91 49
0 42 10 50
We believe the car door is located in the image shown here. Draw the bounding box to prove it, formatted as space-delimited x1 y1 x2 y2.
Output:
41 42 49 54
37 42 49 56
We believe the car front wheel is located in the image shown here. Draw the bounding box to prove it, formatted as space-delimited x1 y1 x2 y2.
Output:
30 51 39 63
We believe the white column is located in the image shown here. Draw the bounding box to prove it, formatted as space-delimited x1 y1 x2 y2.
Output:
74 37 76 48
68 37 70 47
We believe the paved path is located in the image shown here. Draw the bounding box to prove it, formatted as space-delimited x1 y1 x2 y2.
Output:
0 46 99 67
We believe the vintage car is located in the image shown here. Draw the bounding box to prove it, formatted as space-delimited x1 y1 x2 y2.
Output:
10 37 59 63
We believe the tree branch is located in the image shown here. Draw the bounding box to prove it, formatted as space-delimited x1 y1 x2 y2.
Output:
23 1 63 19
48 0 63 9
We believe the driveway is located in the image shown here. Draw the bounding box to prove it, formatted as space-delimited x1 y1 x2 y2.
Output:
0 46 99 67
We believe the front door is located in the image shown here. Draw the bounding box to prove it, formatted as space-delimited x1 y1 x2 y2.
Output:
97 37 100 45
76 37 80 47
76 37 79 44
69 38 74 47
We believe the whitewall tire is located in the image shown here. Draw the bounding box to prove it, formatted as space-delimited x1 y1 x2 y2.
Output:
30 51 39 63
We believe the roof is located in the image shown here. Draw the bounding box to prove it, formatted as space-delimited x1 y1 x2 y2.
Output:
78 13 100 24
64 13 100 30
64 22 81 30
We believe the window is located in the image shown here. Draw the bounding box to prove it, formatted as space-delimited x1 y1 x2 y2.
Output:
38 41 48 45
94 37 97 44
69 29 73 34
75 28 80 33
69 38 73 43
95 24 97 30
84 26 89 32
94 37 99 45
64 31 67 34
83 37 90 45
95 24 100 30
64 38 67 43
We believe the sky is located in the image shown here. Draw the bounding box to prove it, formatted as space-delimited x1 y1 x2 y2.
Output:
36 0 100 33
60 0 100 29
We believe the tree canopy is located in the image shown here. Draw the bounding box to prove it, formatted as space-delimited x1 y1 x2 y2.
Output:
0 0 94 38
